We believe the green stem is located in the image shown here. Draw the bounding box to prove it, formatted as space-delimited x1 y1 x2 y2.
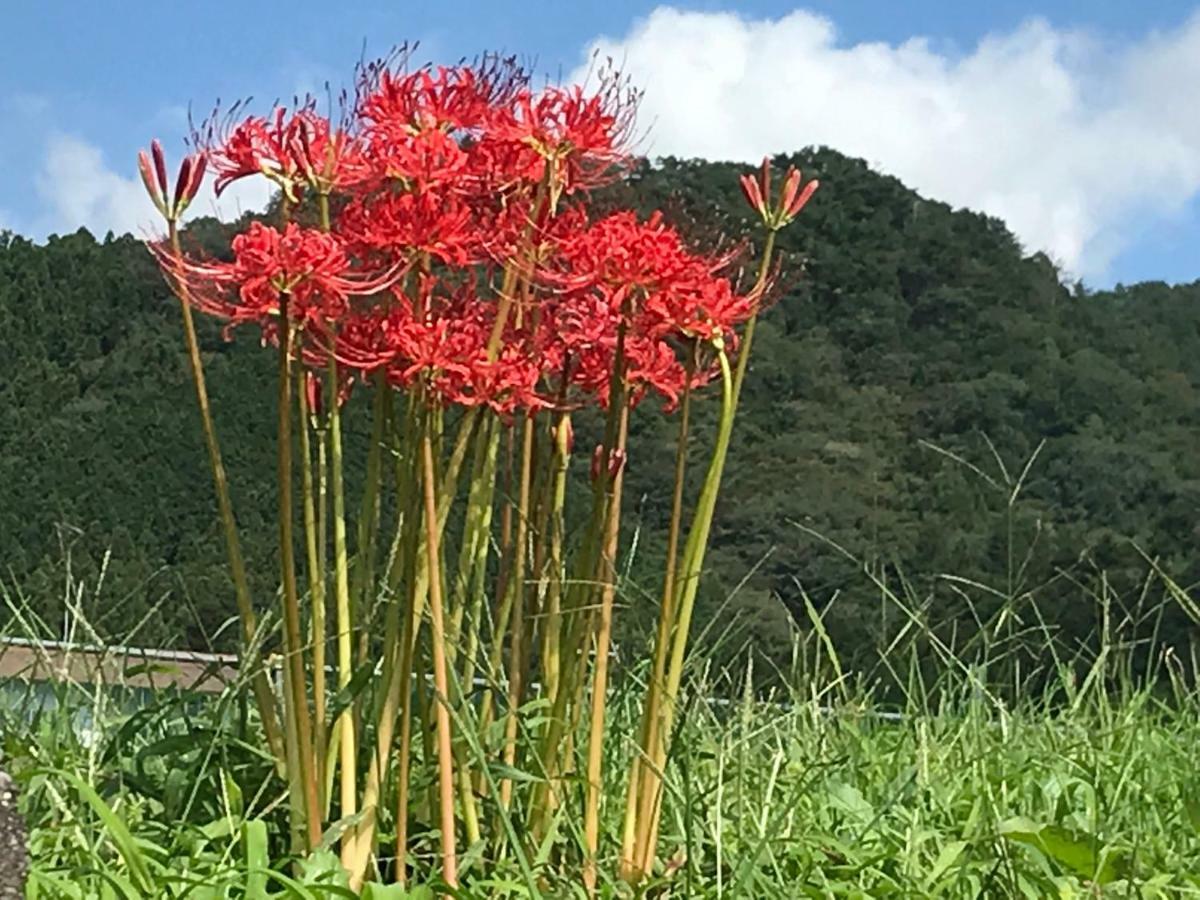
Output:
498 413 536 811
623 350 695 879
354 375 388 667
166 221 285 772
327 354 358 865
277 311 321 851
347 391 420 891
421 408 460 888
583 397 630 894
312 192 359 866
299 374 327 810
638 229 778 872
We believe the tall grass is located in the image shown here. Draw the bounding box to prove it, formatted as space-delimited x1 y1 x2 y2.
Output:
4 556 1198 898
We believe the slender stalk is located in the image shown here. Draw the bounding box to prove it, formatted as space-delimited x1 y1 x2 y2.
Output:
354 376 388 669
541 414 572 728
346 393 421 890
299 376 327 808
530 354 626 842
325 350 358 866
310 192 358 865
448 418 500 828
407 408 480 645
582 398 630 894
276 311 321 851
420 408 460 889
281 654 305 858
458 422 500 695
623 350 695 879
642 348 735 869
166 220 284 770
476 426 519 749
498 413 536 810
636 230 778 872
392 519 421 885
448 418 497 668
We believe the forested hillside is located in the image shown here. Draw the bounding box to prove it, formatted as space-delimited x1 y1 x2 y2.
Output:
3 147 1198 678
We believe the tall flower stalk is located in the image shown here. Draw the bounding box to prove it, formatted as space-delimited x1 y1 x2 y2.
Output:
142 54 818 893
141 143 285 771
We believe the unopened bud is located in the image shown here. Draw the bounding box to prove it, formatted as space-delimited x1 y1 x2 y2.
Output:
760 156 771 203
305 371 323 420
785 178 819 219
289 130 316 186
173 157 192 213
738 174 765 216
138 150 167 215
778 168 802 220
183 153 207 207
607 448 626 480
150 139 169 196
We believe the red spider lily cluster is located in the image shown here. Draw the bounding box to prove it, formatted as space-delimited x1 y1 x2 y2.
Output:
150 56 802 416
142 51 823 889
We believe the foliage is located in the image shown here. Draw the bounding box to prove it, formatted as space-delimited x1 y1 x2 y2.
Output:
4 573 1199 897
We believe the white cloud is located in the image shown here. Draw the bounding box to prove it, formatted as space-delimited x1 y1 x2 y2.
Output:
36 135 159 238
575 7 1200 279
33 134 271 240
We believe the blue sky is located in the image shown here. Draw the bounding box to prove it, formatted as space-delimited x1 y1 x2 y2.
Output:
3 1 1199 287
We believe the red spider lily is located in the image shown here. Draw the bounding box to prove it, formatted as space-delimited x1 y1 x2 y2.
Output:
151 53 770 419
550 212 725 299
153 222 399 334
358 62 524 136
338 189 479 269
199 104 367 201
485 81 637 201
549 210 752 343
359 124 472 192
333 280 547 415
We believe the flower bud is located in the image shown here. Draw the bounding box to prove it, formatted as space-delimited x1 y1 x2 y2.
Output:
182 153 207 208
305 371 323 420
138 150 167 215
607 448 626 480
150 139 169 196
738 174 765 216
778 167 802 220
173 157 192 213
785 178 819 219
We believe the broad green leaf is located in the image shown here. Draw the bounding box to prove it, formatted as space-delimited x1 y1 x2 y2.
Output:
999 817 1128 885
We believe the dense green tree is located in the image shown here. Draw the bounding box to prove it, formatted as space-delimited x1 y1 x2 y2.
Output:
1 149 1196 689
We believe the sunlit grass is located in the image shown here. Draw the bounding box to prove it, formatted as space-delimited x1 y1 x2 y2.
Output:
4 561 1198 898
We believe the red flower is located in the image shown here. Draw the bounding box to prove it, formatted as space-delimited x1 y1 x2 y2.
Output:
150 51 784 422
153 222 398 336
333 280 545 415
339 189 478 269
359 62 521 135
200 105 366 200
485 81 636 199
